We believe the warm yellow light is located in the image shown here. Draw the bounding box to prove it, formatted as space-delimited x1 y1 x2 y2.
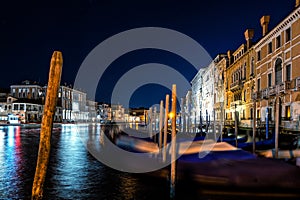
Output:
168 112 174 119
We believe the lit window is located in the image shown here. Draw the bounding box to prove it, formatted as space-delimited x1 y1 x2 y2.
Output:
286 105 291 119
257 109 260 119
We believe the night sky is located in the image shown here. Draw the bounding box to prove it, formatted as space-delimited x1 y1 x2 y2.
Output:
0 0 295 108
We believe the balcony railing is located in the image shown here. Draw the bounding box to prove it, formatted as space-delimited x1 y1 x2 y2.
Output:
230 80 243 91
261 88 269 99
278 82 286 93
230 101 242 108
252 91 261 100
268 86 276 96
253 80 297 100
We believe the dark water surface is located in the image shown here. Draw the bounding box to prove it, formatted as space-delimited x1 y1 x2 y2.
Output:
0 124 172 200
0 124 299 200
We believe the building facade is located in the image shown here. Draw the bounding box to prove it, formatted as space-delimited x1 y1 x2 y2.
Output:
225 29 256 130
253 6 300 132
213 54 227 126
188 1 300 134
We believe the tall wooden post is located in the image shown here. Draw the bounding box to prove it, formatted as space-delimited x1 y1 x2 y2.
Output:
32 51 63 200
182 98 186 133
200 110 203 135
253 100 257 154
275 96 280 158
170 84 177 199
180 98 184 132
194 111 197 133
186 92 191 134
153 106 157 142
163 94 169 161
149 107 153 139
220 105 223 142
234 107 238 147
213 109 216 141
159 100 164 149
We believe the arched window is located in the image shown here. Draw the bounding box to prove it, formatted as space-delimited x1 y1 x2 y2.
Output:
275 58 282 85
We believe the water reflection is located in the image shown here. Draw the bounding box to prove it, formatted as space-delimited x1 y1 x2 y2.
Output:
0 124 170 200
0 126 27 199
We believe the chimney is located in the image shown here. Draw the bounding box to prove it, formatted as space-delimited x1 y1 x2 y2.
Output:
296 0 300 7
260 15 270 37
244 29 254 49
227 50 232 65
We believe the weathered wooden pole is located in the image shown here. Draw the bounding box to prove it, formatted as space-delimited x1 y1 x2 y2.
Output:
194 110 197 133
275 96 280 158
149 107 153 139
170 84 177 199
253 100 257 154
200 110 203 135
32 51 63 200
186 92 191 134
220 106 223 142
234 104 239 147
163 95 169 161
159 100 164 149
153 106 157 132
213 109 216 141
153 106 157 142
180 98 184 132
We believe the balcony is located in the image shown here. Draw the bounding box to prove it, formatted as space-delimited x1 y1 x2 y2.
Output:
268 86 276 96
213 102 224 109
252 91 261 100
230 80 243 91
278 82 286 93
230 100 242 108
261 88 269 99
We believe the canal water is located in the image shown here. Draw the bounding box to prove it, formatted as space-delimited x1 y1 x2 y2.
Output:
0 124 176 200
0 124 297 200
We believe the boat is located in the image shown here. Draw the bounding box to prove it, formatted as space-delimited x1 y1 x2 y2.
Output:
0 113 21 126
114 133 300 198
237 132 299 151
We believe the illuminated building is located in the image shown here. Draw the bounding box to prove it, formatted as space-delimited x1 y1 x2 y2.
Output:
253 3 300 132
213 54 227 126
191 68 206 130
224 29 256 129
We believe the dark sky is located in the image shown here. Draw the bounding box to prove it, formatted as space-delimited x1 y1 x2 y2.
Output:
0 0 295 108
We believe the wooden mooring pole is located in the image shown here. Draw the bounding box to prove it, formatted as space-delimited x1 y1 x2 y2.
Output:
163 95 169 162
159 100 164 149
32 51 63 199
170 84 177 199
275 96 280 158
253 100 257 154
